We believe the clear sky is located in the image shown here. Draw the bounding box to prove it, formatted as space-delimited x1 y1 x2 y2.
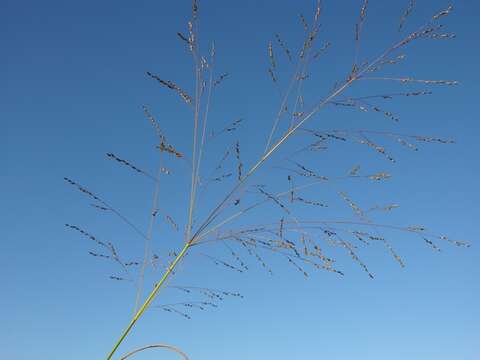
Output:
3 1 479 359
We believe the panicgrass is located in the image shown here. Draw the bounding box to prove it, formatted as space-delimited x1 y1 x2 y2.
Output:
63 1 469 359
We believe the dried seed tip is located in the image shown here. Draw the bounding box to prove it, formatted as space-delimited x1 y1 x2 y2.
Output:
146 71 192 104
432 4 453 20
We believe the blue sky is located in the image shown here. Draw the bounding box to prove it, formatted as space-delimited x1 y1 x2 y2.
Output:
3 0 479 359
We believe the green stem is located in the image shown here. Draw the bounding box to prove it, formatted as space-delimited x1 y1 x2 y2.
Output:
106 241 191 360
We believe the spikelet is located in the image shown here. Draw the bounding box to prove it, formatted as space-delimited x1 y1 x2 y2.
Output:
106 153 155 180
286 256 309 277
215 150 230 171
299 14 309 31
268 68 277 83
124 261 140 267
314 0 322 22
437 235 470 247
374 236 405 267
368 204 399 212
212 173 232 182
274 33 292 62
235 141 243 181
422 237 441 252
267 41 276 69
223 242 248 271
432 5 453 21
214 73 229 87
142 105 164 141
65 224 108 248
397 137 418 151
291 161 328 180
192 0 198 19
219 118 243 135
177 32 190 45
146 71 192 104
239 240 273 274
358 137 395 163
64 177 101 202
341 240 374 278
414 135 455 144
162 306 191 320
399 0 415 31
299 27 319 59
294 197 327 207
90 204 109 211
157 142 183 158
109 276 126 281
339 192 365 219
349 165 361 176
88 251 110 259
279 218 284 239
287 175 294 202
368 172 391 181
352 231 370 245
203 254 244 273
313 41 331 59
165 215 179 231
428 33 456 40
257 187 290 214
